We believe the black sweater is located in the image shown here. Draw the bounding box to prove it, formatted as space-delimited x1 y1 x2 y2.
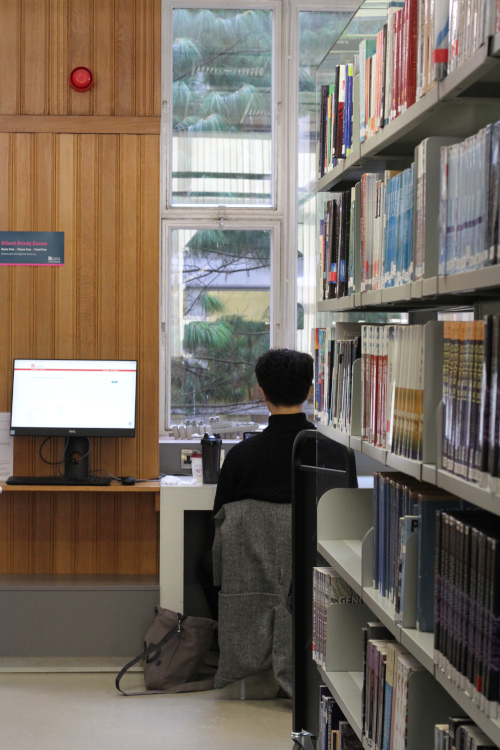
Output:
212 412 316 517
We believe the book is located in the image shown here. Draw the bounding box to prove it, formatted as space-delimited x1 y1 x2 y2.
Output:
417 490 461 632
434 723 450 750
362 622 393 738
487 315 500 491
312 567 362 668
439 127 497 277
318 684 331 750
468 321 486 483
456 723 496 748
479 315 493 487
433 0 450 80
395 515 420 627
338 721 362 749
382 641 409 750
392 652 425 750
364 639 391 746
414 137 462 280
448 716 474 750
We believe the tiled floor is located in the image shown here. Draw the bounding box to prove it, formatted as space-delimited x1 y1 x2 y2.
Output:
0 668 293 750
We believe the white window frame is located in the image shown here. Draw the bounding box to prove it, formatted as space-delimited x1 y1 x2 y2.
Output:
162 0 283 216
160 0 359 433
160 217 282 432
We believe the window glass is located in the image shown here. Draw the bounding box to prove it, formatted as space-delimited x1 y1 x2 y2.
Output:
170 228 271 424
171 9 273 207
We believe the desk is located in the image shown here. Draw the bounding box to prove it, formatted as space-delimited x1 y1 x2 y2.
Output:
0 480 160 502
159 482 216 612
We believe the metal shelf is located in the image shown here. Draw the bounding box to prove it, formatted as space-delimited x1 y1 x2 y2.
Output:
318 665 364 740
434 669 500 748
317 295 358 312
361 585 399 639
316 45 500 194
436 469 500 515
317 539 363 597
438 263 500 295
317 423 352 448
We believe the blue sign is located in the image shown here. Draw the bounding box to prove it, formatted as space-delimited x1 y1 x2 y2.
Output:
0 232 64 266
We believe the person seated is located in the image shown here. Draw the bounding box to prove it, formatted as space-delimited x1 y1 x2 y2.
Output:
199 347 315 621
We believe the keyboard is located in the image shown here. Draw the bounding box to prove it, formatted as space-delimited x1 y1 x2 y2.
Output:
6 475 112 486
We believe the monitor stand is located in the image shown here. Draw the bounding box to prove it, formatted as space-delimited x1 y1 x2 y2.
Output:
63 437 91 482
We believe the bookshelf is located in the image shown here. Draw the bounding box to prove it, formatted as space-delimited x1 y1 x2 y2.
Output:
305 0 500 747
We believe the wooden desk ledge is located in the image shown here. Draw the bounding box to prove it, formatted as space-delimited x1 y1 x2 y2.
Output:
0 480 161 510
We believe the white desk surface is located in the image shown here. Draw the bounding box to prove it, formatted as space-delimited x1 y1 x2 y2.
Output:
159 481 217 612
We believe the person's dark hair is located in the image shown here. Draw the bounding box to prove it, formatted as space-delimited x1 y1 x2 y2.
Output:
255 348 314 407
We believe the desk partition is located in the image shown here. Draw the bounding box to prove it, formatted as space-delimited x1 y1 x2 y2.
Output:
159 482 216 613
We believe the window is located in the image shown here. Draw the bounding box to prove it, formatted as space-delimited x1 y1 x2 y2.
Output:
161 1 359 431
169 227 272 422
171 8 274 207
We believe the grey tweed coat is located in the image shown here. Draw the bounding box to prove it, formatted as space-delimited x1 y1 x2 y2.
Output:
212 499 292 697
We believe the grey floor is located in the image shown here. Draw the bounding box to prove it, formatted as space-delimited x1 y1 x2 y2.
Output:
0 667 293 750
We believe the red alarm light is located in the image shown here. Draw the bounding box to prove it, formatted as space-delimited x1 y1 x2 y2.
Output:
69 67 94 92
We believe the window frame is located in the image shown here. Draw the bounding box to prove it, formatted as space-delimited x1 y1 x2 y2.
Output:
162 0 283 215
160 0 360 433
160 217 282 432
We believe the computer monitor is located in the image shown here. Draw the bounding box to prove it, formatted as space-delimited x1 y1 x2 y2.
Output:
10 359 137 481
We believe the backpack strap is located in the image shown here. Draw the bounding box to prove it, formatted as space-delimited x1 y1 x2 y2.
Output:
115 613 214 696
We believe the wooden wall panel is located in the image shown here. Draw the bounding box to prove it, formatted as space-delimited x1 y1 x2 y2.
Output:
0 1 160 576
49 0 69 114
76 134 99 354
94 0 115 115
136 0 161 118
11 135 33 365
140 136 160 477
0 136 12 407
0 131 159 575
55 134 77 358
116 0 136 117
33 134 56 359
54 493 74 573
21 0 50 115
33 494 54 573
119 134 140 475
68 0 93 116
0 0 161 117
0 1 21 114
74 493 97 573
118 495 140 574
10 494 31 573
0 492 158 575
97 134 120 476
0 496 11 572
96 496 117 574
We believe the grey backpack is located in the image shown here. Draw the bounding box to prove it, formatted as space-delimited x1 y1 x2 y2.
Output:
116 606 217 695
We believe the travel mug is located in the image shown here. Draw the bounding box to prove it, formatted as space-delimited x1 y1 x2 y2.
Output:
201 433 222 484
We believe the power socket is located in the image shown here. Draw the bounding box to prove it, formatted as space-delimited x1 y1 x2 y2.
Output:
180 449 194 470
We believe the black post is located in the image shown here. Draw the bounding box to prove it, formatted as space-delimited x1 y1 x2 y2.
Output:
291 430 319 749
291 430 358 749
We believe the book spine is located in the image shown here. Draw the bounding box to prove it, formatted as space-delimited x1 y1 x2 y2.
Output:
479 315 493 487
359 40 367 143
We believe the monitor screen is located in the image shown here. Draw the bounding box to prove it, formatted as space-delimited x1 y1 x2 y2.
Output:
10 359 137 438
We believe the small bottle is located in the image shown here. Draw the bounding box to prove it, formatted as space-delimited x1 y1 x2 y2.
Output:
191 452 203 483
